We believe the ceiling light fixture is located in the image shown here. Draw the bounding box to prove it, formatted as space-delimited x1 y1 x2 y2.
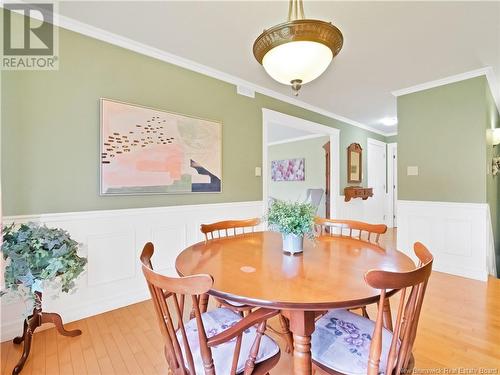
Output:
380 117 398 127
253 0 343 96
492 128 500 147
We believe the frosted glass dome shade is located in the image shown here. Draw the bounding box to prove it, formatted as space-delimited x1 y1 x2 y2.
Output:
262 41 333 85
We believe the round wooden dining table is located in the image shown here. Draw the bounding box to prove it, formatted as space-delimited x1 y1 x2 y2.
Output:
175 231 416 375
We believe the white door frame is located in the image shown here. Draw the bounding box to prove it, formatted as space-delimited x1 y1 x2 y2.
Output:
387 142 398 227
262 108 340 216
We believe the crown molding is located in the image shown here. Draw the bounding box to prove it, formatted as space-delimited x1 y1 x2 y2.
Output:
267 133 326 146
384 132 398 137
391 67 500 116
4 4 393 137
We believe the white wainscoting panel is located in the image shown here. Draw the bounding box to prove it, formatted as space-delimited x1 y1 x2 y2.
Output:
397 200 493 282
151 224 187 275
336 196 388 225
87 230 137 286
1 201 264 341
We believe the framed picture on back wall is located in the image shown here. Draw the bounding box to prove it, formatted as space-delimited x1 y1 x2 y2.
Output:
271 158 305 181
100 98 222 195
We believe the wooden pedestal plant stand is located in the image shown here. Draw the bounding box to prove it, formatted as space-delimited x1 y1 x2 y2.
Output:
2 222 87 375
12 291 81 374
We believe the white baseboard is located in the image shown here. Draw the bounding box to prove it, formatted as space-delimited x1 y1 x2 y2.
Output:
397 200 493 281
1 201 264 342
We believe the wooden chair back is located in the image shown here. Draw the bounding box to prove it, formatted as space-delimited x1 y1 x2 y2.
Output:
140 242 213 374
315 217 387 244
140 242 277 374
200 218 261 241
364 242 433 375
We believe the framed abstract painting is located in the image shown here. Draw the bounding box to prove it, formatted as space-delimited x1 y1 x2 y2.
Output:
271 158 305 181
100 99 222 195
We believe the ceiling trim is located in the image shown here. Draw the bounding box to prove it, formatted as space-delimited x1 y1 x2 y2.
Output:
384 132 398 137
267 133 326 146
391 67 500 116
6 5 392 137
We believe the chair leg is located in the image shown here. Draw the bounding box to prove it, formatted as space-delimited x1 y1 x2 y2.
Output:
191 294 210 319
199 293 209 313
382 298 393 331
361 306 369 319
278 314 294 354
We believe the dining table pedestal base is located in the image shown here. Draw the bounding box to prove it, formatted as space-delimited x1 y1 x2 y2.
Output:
287 310 316 375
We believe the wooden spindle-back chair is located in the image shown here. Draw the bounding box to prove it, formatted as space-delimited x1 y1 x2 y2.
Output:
200 218 261 241
315 217 388 318
315 217 387 244
312 242 433 375
200 218 261 313
200 218 295 353
140 242 281 375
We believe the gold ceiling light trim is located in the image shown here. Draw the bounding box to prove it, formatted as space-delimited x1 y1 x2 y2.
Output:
253 20 343 64
253 0 344 96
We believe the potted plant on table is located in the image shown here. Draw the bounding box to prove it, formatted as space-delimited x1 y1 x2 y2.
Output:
1 222 87 374
267 200 316 254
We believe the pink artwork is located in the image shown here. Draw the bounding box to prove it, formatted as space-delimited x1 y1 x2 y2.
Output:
271 158 305 181
100 99 222 195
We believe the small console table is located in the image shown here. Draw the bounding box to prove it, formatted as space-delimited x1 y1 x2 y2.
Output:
344 186 373 202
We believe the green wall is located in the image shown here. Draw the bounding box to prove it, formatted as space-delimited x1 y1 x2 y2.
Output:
397 77 489 203
385 135 398 144
268 136 329 216
397 76 500 274
1 22 385 216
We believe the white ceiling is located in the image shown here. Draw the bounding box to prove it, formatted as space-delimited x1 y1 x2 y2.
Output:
267 122 318 144
57 1 500 135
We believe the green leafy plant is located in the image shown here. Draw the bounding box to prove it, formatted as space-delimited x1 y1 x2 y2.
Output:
1 222 87 297
267 200 316 237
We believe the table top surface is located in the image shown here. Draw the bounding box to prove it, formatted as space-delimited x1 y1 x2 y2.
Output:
175 231 416 310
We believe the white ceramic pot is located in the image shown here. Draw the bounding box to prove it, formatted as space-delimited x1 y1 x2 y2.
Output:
282 233 304 254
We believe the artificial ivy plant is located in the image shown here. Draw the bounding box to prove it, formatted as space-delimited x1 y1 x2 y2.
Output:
1 222 87 297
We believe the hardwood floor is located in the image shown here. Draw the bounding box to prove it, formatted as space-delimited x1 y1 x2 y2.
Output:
2 229 500 374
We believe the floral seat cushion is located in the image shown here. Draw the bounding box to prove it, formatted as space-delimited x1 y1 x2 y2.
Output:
312 309 396 375
177 307 279 374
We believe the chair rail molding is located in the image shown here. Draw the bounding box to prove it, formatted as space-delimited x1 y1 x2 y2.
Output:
0 201 265 341
397 200 495 281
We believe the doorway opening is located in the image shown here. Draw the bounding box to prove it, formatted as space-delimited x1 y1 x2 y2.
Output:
262 109 340 218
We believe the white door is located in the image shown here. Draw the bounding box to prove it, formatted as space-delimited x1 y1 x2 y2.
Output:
367 139 386 224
